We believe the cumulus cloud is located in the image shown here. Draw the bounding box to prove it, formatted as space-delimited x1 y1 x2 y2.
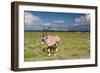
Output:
25 12 41 25
43 20 65 27
74 14 90 26
24 12 66 30
43 22 53 30
53 20 65 24
44 23 52 26
24 12 65 26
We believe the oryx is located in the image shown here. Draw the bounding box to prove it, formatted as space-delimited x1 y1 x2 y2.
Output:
40 32 60 56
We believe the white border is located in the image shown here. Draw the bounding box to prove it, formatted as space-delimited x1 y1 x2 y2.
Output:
19 5 96 68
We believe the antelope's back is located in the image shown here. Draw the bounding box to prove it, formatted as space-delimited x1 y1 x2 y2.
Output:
46 35 60 46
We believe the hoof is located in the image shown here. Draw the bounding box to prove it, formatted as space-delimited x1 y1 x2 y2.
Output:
54 53 57 56
48 54 51 56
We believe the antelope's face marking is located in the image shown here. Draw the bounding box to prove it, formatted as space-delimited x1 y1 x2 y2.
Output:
40 34 47 44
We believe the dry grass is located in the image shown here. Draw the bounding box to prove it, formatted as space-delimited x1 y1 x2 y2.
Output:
24 32 90 61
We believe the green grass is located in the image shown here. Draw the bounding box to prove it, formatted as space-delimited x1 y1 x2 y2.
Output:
24 31 90 61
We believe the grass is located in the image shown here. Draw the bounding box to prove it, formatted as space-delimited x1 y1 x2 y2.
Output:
24 31 90 61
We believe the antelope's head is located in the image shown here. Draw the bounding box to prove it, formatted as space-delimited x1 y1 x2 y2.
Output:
40 32 47 44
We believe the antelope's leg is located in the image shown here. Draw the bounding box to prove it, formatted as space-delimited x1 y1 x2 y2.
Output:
54 44 58 56
54 48 58 56
48 47 51 56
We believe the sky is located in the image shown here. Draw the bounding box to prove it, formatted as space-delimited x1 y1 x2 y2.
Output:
24 11 90 31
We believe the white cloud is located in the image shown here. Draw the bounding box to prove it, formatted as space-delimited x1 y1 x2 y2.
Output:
25 12 41 25
74 14 90 25
43 22 53 30
53 20 65 24
43 20 65 29
44 23 52 26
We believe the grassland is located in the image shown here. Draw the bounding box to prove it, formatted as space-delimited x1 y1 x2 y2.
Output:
24 31 90 61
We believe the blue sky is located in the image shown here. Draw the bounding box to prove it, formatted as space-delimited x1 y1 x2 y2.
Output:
24 11 90 31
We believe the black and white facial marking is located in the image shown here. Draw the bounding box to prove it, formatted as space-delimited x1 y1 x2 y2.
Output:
40 33 47 44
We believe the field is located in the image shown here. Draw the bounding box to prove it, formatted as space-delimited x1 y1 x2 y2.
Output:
24 31 90 61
